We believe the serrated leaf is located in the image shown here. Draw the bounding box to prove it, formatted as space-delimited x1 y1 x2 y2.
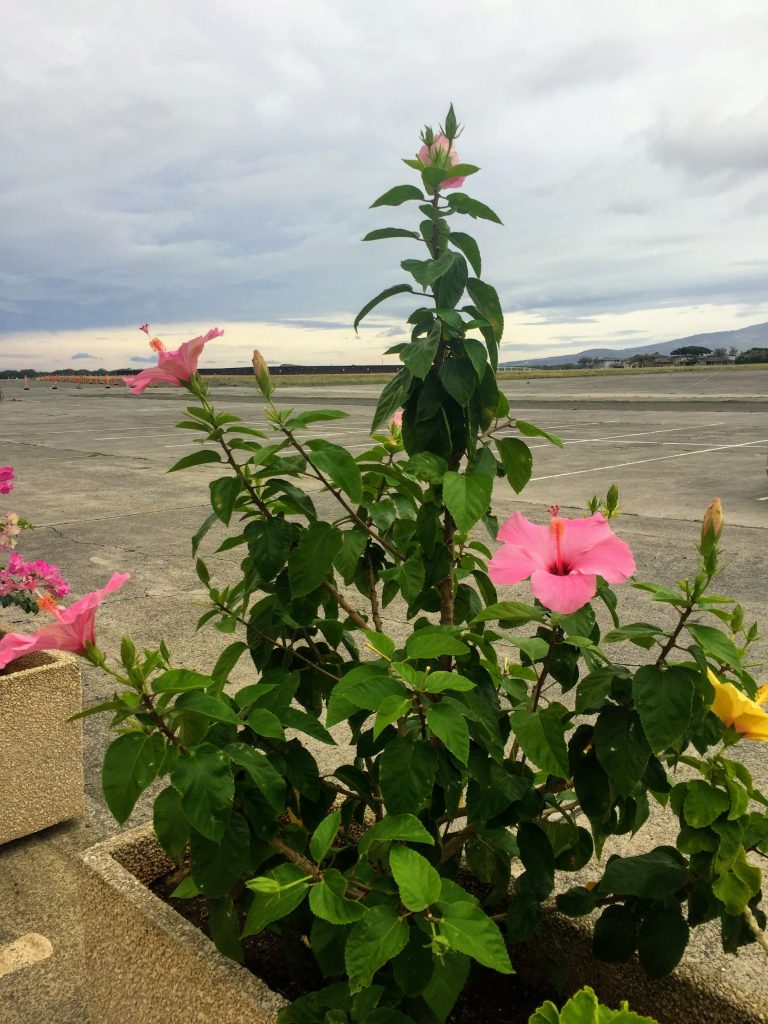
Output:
426 702 470 764
389 845 441 911
436 884 512 973
153 786 190 866
288 521 343 597
405 627 469 659
515 420 564 448
171 744 234 841
472 601 545 625
683 780 730 828
243 863 309 936
509 706 569 778
402 330 441 379
190 812 251 898
305 441 363 502
102 731 165 825
633 665 694 751
345 903 409 993
378 740 438 816
371 367 413 431
357 812 435 856
152 669 213 693
449 231 482 276
447 193 503 224
373 695 411 740
687 624 742 671
363 227 422 241
225 742 285 812
423 670 476 693
310 869 367 924
309 809 342 864
209 476 241 525
443 470 493 532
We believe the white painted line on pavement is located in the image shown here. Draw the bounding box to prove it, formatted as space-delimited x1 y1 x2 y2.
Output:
757 496 768 502
531 440 768 482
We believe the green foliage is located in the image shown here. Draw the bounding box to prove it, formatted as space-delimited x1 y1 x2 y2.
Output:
85 106 767 1022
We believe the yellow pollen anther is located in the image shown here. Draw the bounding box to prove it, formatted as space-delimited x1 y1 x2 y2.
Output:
149 337 166 353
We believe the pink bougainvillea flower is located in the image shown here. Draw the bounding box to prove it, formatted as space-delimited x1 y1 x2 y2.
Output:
417 133 465 190
0 467 14 494
488 507 636 614
0 572 130 669
123 328 224 394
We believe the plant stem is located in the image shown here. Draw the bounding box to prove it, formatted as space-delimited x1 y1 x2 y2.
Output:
656 605 694 666
366 551 384 633
742 905 768 957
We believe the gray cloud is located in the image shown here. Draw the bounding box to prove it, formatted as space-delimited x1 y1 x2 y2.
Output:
130 354 158 363
71 351 100 359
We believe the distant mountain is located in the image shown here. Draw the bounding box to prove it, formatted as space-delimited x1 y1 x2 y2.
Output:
502 321 768 367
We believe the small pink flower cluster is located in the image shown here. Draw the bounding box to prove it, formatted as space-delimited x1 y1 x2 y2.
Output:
0 552 70 601
0 467 14 495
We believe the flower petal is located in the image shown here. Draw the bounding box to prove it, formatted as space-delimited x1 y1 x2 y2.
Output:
530 569 597 614
496 513 551 567
488 544 542 585
571 534 636 582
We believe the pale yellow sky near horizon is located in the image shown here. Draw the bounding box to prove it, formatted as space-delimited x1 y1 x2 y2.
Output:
1 302 767 370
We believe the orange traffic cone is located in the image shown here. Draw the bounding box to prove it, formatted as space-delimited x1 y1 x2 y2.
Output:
105 374 110 388
23 376 29 390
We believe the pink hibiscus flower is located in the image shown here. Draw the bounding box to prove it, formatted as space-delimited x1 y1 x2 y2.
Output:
123 328 224 394
0 572 130 669
488 507 635 614
417 134 465 190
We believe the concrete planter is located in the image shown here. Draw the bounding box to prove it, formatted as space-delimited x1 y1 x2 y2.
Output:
0 639 84 844
79 824 287 1024
80 825 766 1024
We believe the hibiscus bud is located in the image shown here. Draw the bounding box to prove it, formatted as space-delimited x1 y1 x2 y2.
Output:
252 350 273 398
700 497 723 555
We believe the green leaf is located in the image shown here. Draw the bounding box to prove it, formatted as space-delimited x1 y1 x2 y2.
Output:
152 669 212 693
245 707 285 739
153 786 190 865
326 665 407 727
402 452 448 484
593 707 650 798
505 888 541 942
309 869 367 924
436 882 513 973
371 184 425 208
447 193 503 224
208 896 243 963
357 812 435 857
422 952 471 1021
211 641 248 688
598 848 688 900
168 448 222 473
405 627 470 659
426 702 470 764
389 845 441 911
593 905 637 963
363 227 422 241
402 330 440 379
373 695 411 740
604 623 666 649
712 851 762 914
515 420 563 448
687 624 742 671
310 809 342 863
190 812 251 898
633 665 695 751
288 522 343 597
355 284 415 333
496 437 532 493
423 671 476 693
438 357 476 406
334 529 368 585
171 745 234 841
243 863 310 936
174 691 239 724
443 470 493 532
378 740 438 815
209 476 241 526
226 742 285 812
244 518 295 581
463 337 488 380
401 252 455 289
637 906 689 978
472 601 545 625
509 706 569 778
518 822 555 899
286 409 350 427
305 441 363 502
449 231 482 276
191 511 218 557
466 278 504 353
282 707 336 745
102 732 166 824
371 367 413 431
399 554 426 604
683 780 730 828
345 903 409 993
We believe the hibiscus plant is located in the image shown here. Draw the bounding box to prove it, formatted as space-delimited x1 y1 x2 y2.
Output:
1 107 766 1022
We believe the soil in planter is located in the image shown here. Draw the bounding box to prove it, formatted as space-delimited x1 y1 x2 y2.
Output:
151 868 554 1023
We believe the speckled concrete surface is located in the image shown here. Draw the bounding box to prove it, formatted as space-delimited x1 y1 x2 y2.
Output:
0 376 765 1022
0 642 84 845
79 826 286 1024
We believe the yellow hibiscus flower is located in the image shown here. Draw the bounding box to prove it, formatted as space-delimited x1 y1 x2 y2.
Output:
707 669 768 742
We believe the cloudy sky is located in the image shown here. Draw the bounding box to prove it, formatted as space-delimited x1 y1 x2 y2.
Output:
2 0 768 370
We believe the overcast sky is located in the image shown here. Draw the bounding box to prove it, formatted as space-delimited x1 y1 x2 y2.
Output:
2 0 767 370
